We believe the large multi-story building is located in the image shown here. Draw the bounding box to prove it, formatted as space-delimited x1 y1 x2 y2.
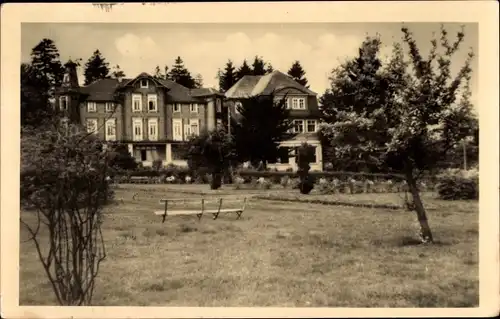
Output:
55 60 225 167
224 70 323 171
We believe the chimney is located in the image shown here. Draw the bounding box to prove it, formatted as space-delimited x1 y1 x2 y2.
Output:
117 75 123 83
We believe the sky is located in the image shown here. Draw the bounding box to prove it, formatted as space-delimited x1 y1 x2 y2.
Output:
21 22 478 106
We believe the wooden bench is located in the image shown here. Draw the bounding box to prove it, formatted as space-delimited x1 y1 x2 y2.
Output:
153 196 248 223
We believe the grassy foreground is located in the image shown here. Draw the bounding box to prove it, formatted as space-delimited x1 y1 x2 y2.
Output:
20 184 478 307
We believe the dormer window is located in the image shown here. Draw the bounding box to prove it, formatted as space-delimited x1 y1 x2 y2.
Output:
63 74 70 83
140 79 148 88
234 101 242 114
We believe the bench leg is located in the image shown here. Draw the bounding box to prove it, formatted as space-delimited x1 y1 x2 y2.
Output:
196 213 203 221
212 213 219 220
236 210 243 220
162 214 167 224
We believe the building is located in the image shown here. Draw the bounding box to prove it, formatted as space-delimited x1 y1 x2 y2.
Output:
55 60 225 167
224 70 323 171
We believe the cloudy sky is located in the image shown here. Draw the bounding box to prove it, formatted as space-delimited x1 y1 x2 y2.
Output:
21 22 478 106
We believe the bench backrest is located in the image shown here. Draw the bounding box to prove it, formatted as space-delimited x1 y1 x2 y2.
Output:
159 196 247 212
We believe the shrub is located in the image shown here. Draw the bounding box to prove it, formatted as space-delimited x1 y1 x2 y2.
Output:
437 168 478 200
296 143 316 194
280 175 290 188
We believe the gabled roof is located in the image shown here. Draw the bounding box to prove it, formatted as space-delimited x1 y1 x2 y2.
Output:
225 70 316 99
80 78 126 101
78 73 222 102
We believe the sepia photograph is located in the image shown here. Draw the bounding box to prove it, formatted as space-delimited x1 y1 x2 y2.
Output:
1 2 499 318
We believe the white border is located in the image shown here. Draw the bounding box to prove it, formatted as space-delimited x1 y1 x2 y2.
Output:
2 2 499 318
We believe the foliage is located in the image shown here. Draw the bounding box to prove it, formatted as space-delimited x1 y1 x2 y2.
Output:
186 128 236 190
110 64 126 79
232 92 295 169
194 73 204 88
436 168 478 200
83 50 110 85
20 121 113 305
106 142 138 171
217 60 238 93
251 55 273 76
153 65 170 80
22 38 65 126
287 60 309 88
235 59 253 82
319 25 476 243
168 56 197 89
296 143 316 194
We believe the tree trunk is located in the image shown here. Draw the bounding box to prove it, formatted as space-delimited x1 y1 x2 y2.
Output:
405 171 434 244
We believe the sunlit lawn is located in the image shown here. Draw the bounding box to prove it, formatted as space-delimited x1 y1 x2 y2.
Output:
20 184 478 307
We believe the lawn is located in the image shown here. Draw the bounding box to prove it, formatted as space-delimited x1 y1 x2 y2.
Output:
19 184 479 307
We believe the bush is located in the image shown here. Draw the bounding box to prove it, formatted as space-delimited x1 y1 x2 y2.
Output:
437 168 478 200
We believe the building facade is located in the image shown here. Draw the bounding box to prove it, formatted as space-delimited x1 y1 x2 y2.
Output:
224 70 323 171
55 61 224 167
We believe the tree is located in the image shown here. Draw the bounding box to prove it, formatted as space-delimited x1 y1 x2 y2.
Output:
194 73 204 88
83 50 110 85
153 65 163 80
236 59 253 82
287 60 309 88
232 92 294 169
107 142 138 171
22 38 65 126
266 63 274 74
186 128 235 190
320 26 476 244
110 64 126 79
252 56 267 76
217 60 238 92
168 56 197 88
20 120 112 305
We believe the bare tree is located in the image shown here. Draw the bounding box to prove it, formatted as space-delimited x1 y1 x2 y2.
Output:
20 120 114 305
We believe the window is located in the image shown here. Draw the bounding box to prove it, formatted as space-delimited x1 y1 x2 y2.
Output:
148 118 158 141
183 124 192 140
86 119 98 135
216 99 222 112
132 94 142 112
59 96 69 111
105 118 116 141
63 73 70 83
190 103 198 113
87 102 97 113
306 120 317 133
293 120 304 133
147 94 158 112
216 118 223 128
172 119 183 141
190 119 199 136
298 98 306 109
285 98 291 109
140 79 148 88
173 104 181 113
132 118 143 141
140 150 147 161
105 102 115 113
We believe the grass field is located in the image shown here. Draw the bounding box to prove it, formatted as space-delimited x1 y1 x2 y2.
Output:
19 184 479 307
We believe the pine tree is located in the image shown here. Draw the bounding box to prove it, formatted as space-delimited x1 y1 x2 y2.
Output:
236 59 253 82
168 56 197 88
83 50 110 85
287 60 309 88
153 65 163 79
252 56 267 76
194 73 204 88
217 60 238 92
266 63 274 74
22 38 65 126
232 92 294 169
110 64 126 79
